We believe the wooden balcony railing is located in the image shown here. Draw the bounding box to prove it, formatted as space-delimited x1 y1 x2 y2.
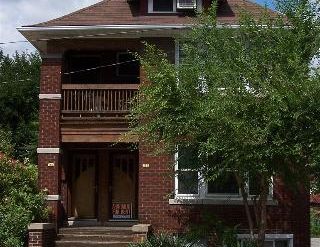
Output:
61 84 139 119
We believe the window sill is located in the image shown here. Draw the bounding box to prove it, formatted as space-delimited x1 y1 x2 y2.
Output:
147 11 178 14
169 197 278 206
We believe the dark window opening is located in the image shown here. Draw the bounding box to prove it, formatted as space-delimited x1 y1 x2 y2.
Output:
64 51 139 84
116 53 140 77
67 56 101 83
178 171 199 194
153 0 174 11
249 173 261 195
207 173 239 194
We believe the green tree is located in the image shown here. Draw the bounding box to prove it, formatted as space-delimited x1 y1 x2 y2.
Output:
0 157 47 247
128 0 320 246
0 50 41 162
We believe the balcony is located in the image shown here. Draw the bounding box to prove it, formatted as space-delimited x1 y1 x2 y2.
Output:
61 84 139 120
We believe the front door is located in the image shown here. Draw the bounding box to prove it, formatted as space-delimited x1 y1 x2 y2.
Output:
110 152 138 220
71 154 97 219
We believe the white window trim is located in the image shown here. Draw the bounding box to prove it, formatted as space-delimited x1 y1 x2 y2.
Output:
148 0 202 13
238 234 293 247
174 149 276 204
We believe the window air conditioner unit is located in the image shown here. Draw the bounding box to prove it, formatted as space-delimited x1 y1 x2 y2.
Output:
177 0 196 9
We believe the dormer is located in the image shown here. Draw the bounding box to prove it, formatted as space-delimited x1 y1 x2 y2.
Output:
147 0 203 13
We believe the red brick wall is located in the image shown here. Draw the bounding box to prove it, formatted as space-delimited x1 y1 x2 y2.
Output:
40 58 62 94
38 154 60 194
38 100 60 148
38 57 62 225
28 229 55 247
138 144 310 247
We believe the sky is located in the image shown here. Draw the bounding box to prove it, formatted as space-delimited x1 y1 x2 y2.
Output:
0 0 276 56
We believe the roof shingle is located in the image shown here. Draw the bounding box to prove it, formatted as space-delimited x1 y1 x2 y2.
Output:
28 0 278 27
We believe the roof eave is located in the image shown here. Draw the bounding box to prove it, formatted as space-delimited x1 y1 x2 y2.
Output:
17 24 198 54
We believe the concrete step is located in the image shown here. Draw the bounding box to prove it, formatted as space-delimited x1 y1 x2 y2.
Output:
56 227 136 247
57 233 134 242
59 227 133 235
103 221 138 227
55 240 131 247
66 220 138 228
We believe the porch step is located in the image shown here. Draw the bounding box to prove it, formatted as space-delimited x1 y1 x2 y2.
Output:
67 220 138 227
57 233 134 241
55 227 135 247
55 240 131 247
59 226 133 234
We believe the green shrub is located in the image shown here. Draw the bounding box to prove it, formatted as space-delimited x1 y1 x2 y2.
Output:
0 157 48 247
129 233 205 247
311 208 320 237
187 212 240 247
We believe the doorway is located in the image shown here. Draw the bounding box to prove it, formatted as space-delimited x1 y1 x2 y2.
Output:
71 154 97 219
110 152 138 220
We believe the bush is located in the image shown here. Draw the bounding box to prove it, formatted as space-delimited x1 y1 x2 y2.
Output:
187 212 240 247
129 233 205 247
311 208 320 237
0 157 48 247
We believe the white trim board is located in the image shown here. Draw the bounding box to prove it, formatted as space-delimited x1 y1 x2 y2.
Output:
17 24 194 32
46 195 61 201
169 198 278 205
37 148 62 154
18 24 244 32
39 94 62 100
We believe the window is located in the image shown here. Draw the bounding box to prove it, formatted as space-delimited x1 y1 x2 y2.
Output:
148 0 176 12
175 147 273 200
207 173 239 195
176 146 199 196
175 42 209 94
153 0 174 12
238 234 293 247
148 0 202 13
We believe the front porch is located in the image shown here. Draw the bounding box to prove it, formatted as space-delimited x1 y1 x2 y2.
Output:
61 143 139 225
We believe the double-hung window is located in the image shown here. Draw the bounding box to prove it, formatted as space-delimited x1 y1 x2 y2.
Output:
174 146 274 202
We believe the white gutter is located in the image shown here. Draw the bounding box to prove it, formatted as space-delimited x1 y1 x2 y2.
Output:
17 24 241 32
18 24 193 32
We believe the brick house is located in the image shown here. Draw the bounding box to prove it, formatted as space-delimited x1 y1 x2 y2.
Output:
18 0 309 246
